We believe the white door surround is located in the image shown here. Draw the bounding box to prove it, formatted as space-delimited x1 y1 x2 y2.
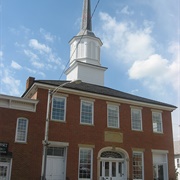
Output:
0 162 10 180
97 147 129 180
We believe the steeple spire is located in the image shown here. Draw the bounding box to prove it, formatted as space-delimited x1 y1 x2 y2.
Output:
78 0 95 36
81 0 92 31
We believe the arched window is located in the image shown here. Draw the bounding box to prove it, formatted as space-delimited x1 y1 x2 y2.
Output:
15 118 28 143
100 151 123 159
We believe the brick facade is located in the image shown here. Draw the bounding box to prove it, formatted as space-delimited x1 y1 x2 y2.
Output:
0 83 176 180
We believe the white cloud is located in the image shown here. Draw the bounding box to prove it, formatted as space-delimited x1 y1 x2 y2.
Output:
121 6 134 15
24 49 39 61
31 61 44 69
11 60 22 70
40 28 56 43
29 39 51 53
0 51 3 58
2 69 21 96
128 42 179 94
99 12 155 63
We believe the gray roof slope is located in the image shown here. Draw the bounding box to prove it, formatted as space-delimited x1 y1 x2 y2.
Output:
34 80 176 109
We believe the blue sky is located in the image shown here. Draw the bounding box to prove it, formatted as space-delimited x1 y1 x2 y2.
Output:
0 0 179 140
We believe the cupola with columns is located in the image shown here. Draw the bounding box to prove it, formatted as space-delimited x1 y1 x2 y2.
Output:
65 0 107 86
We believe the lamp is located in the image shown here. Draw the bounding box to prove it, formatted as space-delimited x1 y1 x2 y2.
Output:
41 80 81 180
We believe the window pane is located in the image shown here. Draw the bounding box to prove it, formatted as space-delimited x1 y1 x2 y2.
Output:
108 105 119 128
112 162 116 177
131 109 142 130
52 97 65 121
47 147 64 156
81 101 93 124
16 118 28 142
133 152 143 179
79 149 92 179
152 112 163 133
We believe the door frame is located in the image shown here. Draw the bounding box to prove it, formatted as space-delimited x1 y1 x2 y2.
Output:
41 141 69 180
97 147 129 180
0 161 12 180
100 158 125 180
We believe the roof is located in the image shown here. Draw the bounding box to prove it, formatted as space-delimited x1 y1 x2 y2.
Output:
29 79 176 109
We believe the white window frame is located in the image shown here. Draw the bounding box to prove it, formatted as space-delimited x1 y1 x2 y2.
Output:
107 104 120 128
152 111 163 133
78 148 93 180
15 117 28 143
80 100 94 125
152 150 168 180
132 151 144 180
131 108 142 131
51 95 67 122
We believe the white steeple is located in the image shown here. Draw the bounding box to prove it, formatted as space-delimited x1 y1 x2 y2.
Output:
65 0 107 86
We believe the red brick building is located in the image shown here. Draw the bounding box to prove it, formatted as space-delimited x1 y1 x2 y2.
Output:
0 0 177 180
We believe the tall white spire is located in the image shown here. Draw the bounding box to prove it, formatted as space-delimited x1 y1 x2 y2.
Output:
78 0 95 37
65 0 107 86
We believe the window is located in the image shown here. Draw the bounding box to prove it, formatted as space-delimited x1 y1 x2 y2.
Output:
131 108 142 131
80 100 94 125
177 159 180 168
79 148 92 179
51 96 66 121
152 112 163 133
47 147 64 156
152 151 168 180
15 118 28 143
133 152 144 180
107 104 119 128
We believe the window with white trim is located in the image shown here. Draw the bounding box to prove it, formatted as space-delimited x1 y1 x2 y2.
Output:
80 100 94 125
133 151 144 180
107 104 119 128
79 148 93 179
177 158 180 168
152 112 163 133
15 118 28 143
152 152 168 180
131 108 142 131
51 96 66 121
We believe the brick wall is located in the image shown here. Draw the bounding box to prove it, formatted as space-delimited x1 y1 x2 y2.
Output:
0 87 175 179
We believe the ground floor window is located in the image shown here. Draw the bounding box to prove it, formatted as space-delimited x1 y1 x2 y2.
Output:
132 151 144 180
79 148 93 179
0 157 12 180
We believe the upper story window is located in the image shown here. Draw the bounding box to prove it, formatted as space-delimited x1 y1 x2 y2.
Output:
107 104 119 128
80 99 94 125
51 96 66 121
131 107 142 131
152 111 163 133
15 118 28 143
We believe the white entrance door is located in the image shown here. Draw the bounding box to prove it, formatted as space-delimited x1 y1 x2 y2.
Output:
0 162 10 180
100 160 125 180
46 156 65 180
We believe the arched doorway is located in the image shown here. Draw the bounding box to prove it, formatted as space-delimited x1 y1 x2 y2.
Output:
98 147 129 180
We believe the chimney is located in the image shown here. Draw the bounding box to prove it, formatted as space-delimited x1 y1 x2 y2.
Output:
26 77 35 90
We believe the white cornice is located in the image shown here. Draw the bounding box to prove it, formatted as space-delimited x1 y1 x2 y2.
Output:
24 83 176 112
0 94 38 112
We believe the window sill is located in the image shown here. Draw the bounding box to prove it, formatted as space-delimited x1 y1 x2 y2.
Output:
132 129 143 132
80 123 94 127
14 141 27 144
153 131 164 135
51 119 66 123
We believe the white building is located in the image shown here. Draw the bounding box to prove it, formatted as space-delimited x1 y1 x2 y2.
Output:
174 141 180 179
